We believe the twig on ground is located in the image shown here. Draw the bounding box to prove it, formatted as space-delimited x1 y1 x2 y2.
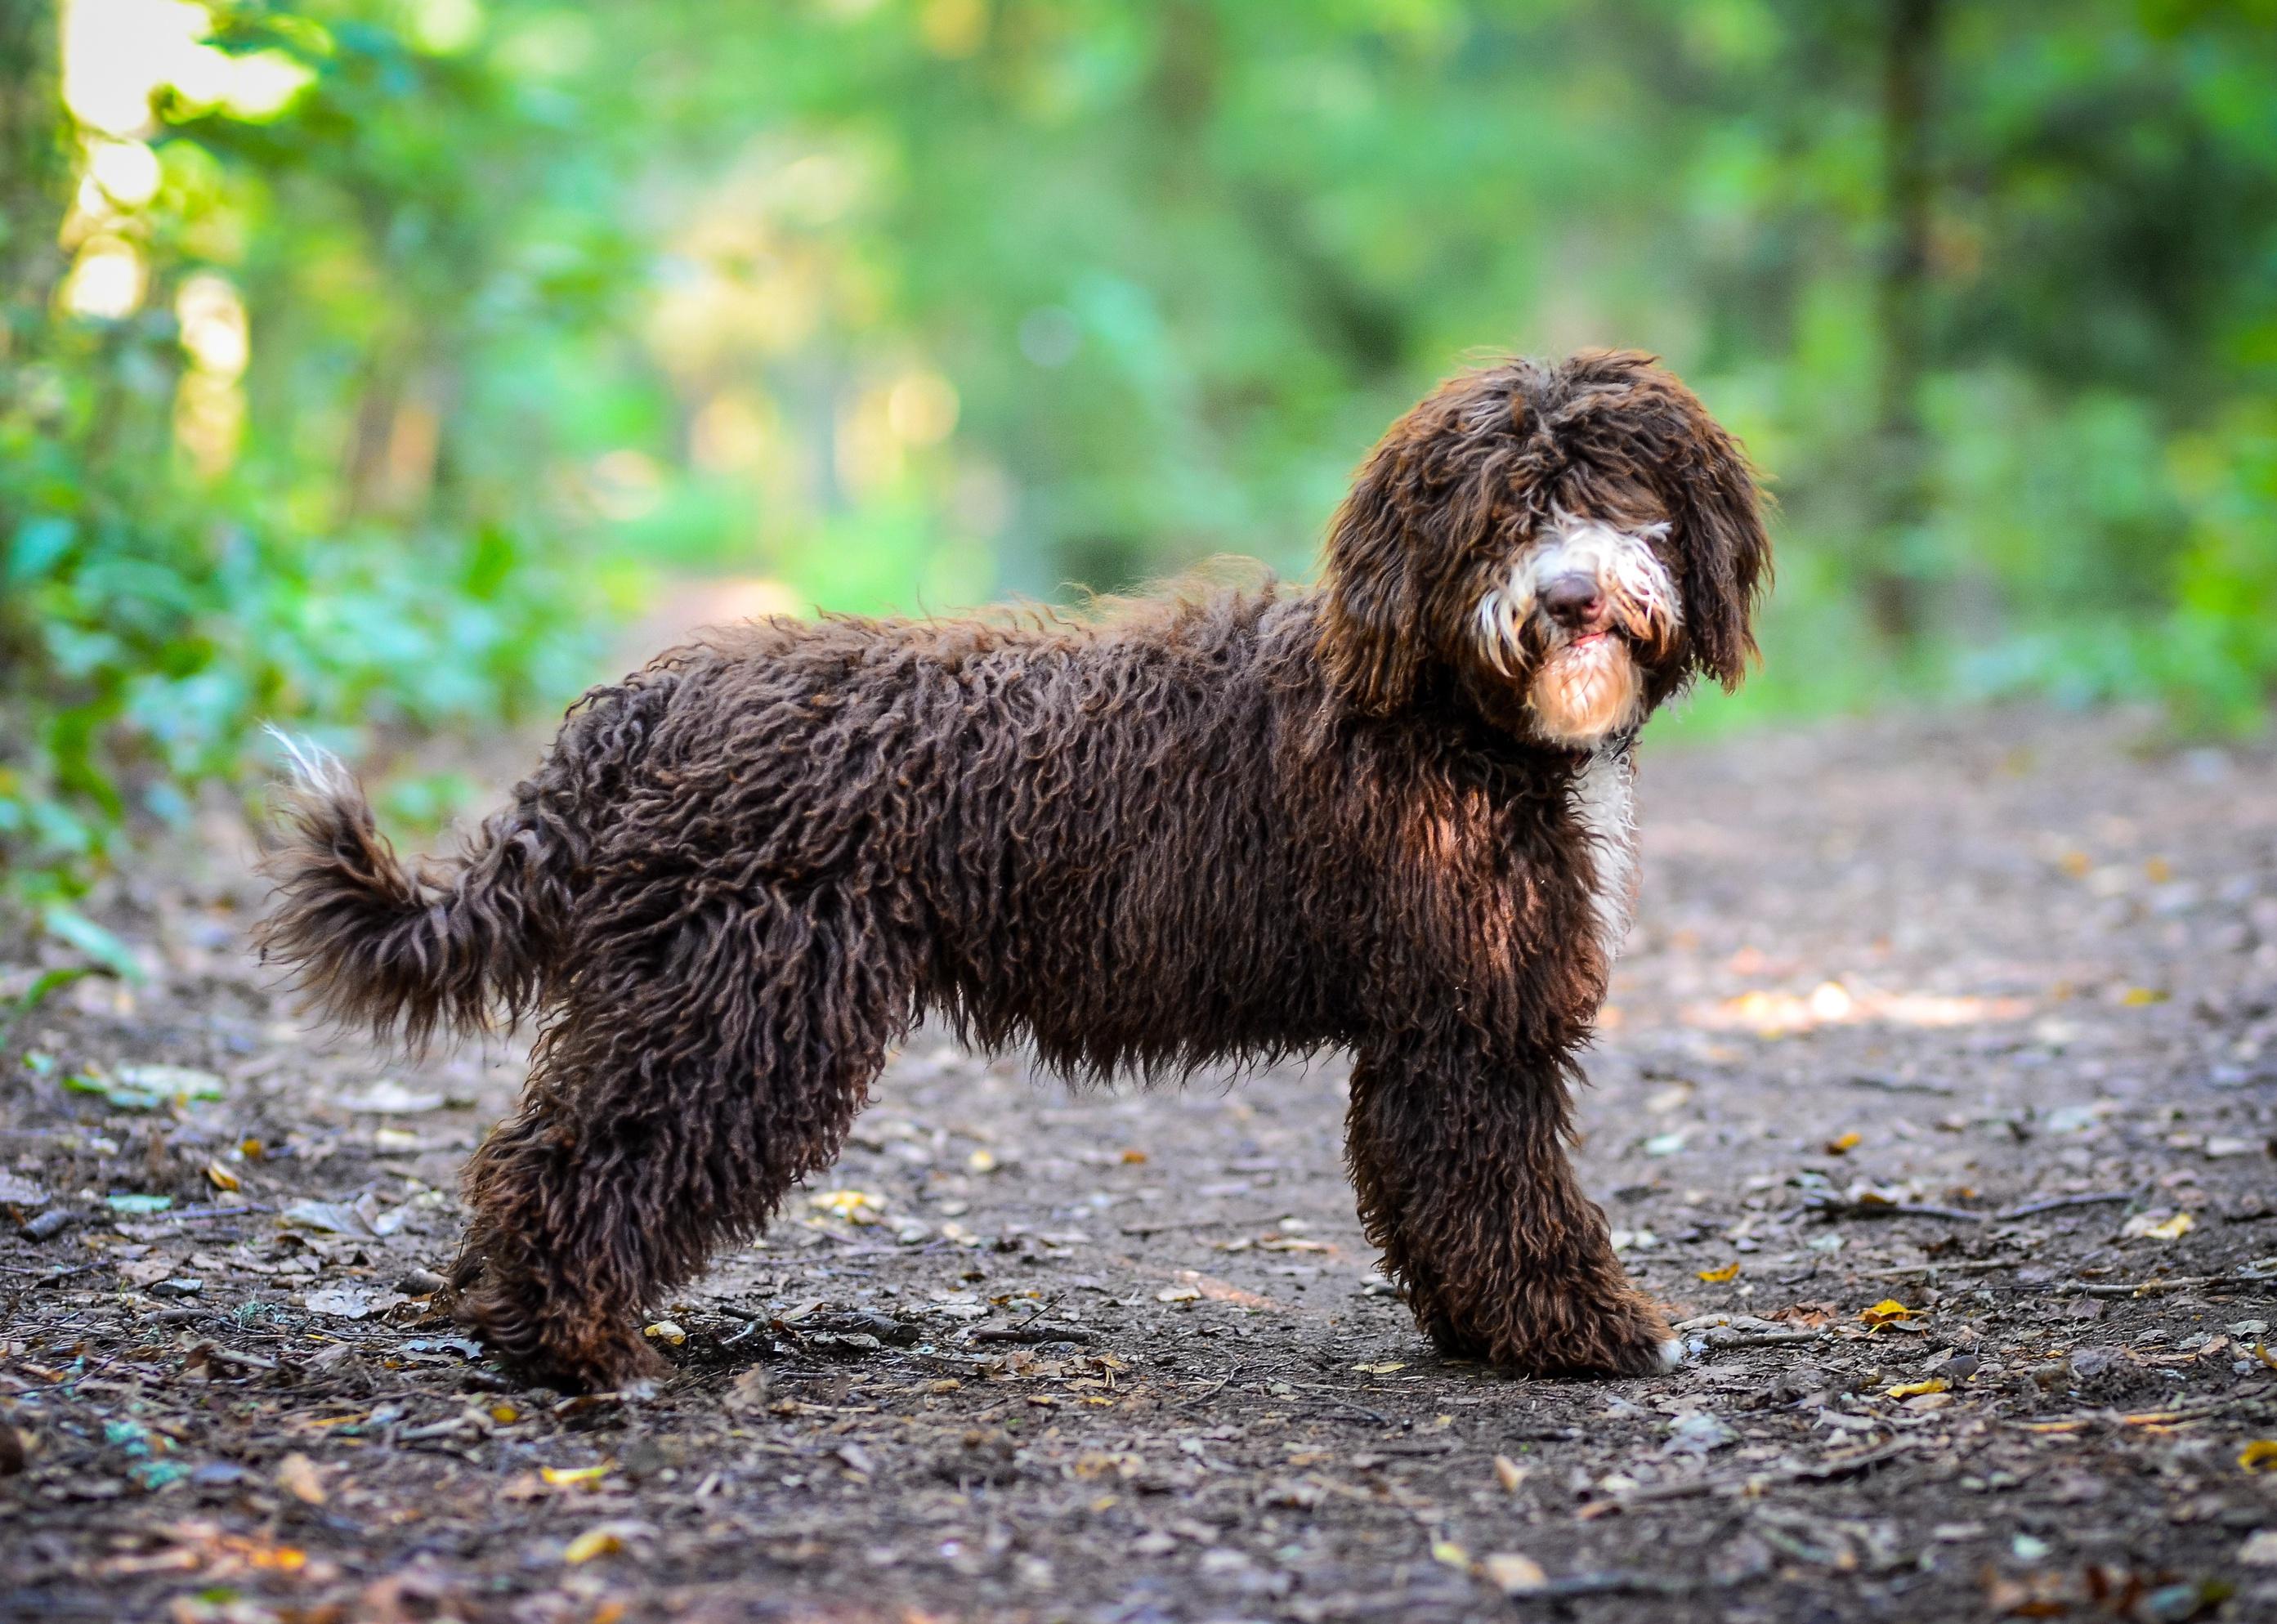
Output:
1796 1190 2140 1228
1578 1436 1921 1519
1522 1570 1702 1598
969 1322 1094 1345
1796 1196 1988 1224
2012 1391 2277 1432
396 1415 480 1443
1858 1260 2020 1278
1971 1271 2277 1300
1117 1216 1265 1237
1844 1073 1956 1097
136 1202 280 1224
1993 1192 2135 1220
195 1344 277 1371
1172 1376 1234 1411
1273 1381 1396 1426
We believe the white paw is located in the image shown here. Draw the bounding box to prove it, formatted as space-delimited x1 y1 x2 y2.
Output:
1657 1337 1686 1373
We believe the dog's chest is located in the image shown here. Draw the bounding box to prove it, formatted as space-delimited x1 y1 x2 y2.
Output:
1568 748 1639 967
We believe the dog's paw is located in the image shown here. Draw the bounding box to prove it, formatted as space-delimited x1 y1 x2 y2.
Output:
1583 1294 1680 1379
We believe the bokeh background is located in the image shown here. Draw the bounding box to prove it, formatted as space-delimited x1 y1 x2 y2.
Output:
3 0 2274 965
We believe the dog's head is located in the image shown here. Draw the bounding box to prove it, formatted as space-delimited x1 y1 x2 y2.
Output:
1317 349 1770 746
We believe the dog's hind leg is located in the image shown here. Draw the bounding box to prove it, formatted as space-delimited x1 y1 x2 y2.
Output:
1345 1042 1675 1378
450 893 917 1390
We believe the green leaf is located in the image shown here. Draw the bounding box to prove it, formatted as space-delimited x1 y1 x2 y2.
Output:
6 517 75 584
105 1193 175 1215
39 906 143 982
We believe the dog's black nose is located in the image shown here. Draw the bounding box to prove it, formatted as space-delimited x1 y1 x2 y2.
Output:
1541 573 1605 629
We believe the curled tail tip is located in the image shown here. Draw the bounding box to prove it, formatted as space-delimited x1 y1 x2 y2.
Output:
252 736 446 1046
262 723 356 801
253 740 542 1052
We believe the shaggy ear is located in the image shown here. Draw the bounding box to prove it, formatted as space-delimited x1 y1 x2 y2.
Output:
1659 384 1771 691
1317 441 1428 715
1555 349 1772 690
1676 420 1771 690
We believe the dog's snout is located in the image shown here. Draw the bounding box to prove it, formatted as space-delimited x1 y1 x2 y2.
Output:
1540 573 1605 629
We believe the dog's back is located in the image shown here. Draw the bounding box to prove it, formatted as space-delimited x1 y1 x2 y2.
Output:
561 588 1348 1079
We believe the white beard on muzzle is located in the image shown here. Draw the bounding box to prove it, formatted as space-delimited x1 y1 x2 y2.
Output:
1527 635 1645 745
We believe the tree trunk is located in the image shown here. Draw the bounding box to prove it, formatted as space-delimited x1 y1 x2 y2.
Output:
1868 0 1940 645
0 0 69 350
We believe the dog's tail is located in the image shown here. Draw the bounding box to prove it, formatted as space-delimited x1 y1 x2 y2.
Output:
253 729 567 1049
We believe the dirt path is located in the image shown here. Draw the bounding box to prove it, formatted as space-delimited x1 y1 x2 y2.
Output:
6 707 2277 1623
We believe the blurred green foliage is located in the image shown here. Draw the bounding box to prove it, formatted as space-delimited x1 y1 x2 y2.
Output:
3 0 2275 956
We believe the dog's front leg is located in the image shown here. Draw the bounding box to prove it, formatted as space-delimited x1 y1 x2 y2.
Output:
1345 1043 1675 1377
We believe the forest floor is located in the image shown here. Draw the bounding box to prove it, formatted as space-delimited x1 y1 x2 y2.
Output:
7 704 2277 1624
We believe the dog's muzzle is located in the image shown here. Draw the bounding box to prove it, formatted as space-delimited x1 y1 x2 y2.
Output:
1473 520 1680 745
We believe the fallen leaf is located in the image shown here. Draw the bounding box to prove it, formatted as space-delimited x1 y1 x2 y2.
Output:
808 1189 884 1222
2239 1440 2277 1473
2239 1530 2277 1566
203 1161 239 1192
333 1080 443 1114
1492 1455 1529 1492
1120 1148 1147 1164
1886 1378 1948 1399
1429 1540 1470 1569
1697 1262 1741 1283
541 1465 611 1488
104 1193 172 1215
280 1199 370 1236
1825 1131 1863 1155
1483 1553 1548 1595
1350 1361 1405 1374
275 1452 325 1505
564 1522 652 1564
303 1285 405 1320
123 1063 223 1097
1156 1286 1201 1304
1663 1412 1738 1454
2122 1210 2194 1241
1860 1299 1920 1327
2120 987 2168 1006
724 1366 771 1416
643 1320 686 1345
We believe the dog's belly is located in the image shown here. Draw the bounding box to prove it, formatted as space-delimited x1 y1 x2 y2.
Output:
924 845 1348 1076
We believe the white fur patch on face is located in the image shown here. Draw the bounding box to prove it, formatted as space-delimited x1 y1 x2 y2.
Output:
1471 514 1680 745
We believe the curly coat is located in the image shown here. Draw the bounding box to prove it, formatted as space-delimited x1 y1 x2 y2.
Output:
259 349 1770 1391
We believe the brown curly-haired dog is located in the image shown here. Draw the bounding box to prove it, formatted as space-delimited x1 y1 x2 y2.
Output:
259 349 1769 1392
